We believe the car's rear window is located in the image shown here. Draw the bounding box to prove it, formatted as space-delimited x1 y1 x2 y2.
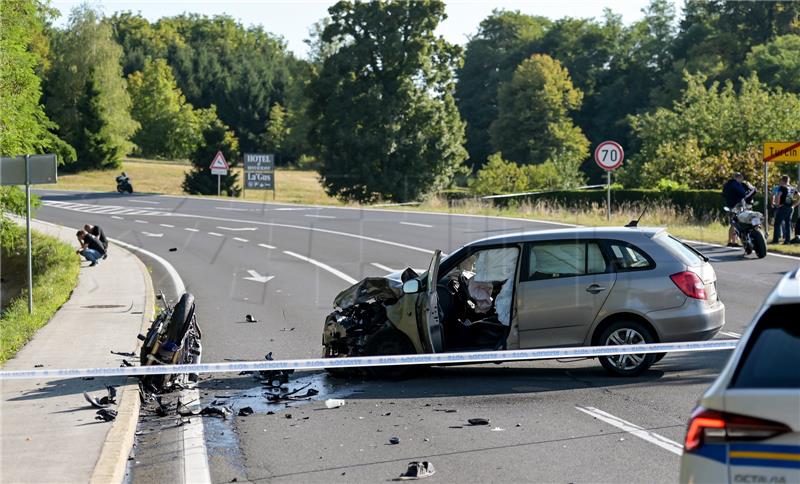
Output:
730 304 800 389
660 235 705 265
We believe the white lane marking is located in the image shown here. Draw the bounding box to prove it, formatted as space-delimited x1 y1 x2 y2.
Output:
184 228 199 232
576 406 683 456
111 216 123 220
141 232 163 238
400 221 433 228
208 232 223 237
371 262 397 272
135 220 148 224
216 226 257 231
243 270 274 283
215 206 251 211
159 223 175 228
304 214 336 219
719 331 741 338
283 251 357 284
233 237 249 243
128 199 160 205
175 214 434 255
258 243 276 249
274 207 311 211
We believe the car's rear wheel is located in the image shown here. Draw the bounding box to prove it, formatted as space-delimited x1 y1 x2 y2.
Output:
364 329 418 379
598 321 656 377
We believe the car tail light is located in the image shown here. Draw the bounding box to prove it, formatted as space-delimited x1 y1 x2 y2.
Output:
670 271 707 300
684 407 791 452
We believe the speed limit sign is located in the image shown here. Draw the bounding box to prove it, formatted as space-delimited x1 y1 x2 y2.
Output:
594 141 624 171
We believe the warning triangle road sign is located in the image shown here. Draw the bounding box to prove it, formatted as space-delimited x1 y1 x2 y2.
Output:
209 151 229 170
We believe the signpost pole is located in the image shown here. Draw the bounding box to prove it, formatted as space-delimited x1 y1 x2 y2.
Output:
764 162 769 240
607 171 611 221
217 174 221 197
25 155 33 314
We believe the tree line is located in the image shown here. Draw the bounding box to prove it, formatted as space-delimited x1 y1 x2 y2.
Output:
1 0 799 203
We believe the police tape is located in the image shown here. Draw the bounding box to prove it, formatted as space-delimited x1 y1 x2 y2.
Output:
0 340 738 381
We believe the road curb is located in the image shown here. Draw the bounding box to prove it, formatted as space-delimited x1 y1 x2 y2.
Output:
88 242 154 484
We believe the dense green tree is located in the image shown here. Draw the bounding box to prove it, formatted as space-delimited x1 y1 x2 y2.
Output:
746 35 800 93
127 58 200 158
0 0 72 160
625 73 800 188
455 10 551 168
261 103 289 159
309 0 467 203
183 107 240 196
490 54 588 187
45 6 137 170
471 152 562 195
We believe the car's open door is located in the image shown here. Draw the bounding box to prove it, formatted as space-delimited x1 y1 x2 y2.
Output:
417 250 443 353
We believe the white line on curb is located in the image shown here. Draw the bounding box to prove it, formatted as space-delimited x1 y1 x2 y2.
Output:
283 251 357 284
400 221 433 228
576 406 683 456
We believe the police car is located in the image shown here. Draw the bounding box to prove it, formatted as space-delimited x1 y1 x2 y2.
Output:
680 267 800 483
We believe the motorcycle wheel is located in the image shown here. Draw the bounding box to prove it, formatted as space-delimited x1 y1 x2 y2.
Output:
166 293 195 342
752 229 767 258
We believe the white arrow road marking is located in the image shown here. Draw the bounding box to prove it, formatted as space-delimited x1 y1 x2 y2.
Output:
304 214 336 219
233 237 249 243
575 406 683 455
258 243 276 249
400 221 433 228
243 270 274 283
283 251 357 284
217 226 257 231
141 232 163 238
371 262 396 272
159 223 175 228
208 232 223 237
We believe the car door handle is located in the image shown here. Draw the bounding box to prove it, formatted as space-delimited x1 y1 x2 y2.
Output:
585 284 607 294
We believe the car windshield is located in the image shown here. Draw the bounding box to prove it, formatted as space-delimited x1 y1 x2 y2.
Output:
730 303 800 389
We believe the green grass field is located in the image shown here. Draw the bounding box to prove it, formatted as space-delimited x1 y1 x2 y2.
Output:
41 159 800 256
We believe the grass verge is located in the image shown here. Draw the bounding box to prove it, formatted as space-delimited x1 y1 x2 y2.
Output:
1 225 80 364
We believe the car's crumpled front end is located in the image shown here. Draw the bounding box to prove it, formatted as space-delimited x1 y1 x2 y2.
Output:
322 268 419 359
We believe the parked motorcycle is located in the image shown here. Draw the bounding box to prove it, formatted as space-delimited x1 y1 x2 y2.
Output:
116 174 133 194
138 292 202 391
724 199 767 258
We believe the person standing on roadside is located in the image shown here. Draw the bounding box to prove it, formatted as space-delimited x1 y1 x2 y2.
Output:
84 224 108 259
75 230 106 267
771 175 793 245
791 181 800 244
722 172 752 247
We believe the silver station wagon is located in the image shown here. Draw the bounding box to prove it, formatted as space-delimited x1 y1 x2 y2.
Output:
322 227 726 376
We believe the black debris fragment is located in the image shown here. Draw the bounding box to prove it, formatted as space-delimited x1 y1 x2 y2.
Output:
155 397 170 417
82 377 95 381
238 407 254 417
200 406 231 419
106 385 117 404
110 350 136 357
280 327 295 331
169 248 177 252
389 437 400 445
34 364 43 368
434 409 457 413
396 461 435 480
121 359 133 367
83 387 118 409
84 392 109 409
245 314 258 323
467 418 490 426
95 409 118 422
285 414 292 419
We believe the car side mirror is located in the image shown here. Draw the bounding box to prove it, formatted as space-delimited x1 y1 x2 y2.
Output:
402 279 420 294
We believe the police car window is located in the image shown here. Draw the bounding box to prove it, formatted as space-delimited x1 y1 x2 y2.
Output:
607 242 653 270
730 304 800 389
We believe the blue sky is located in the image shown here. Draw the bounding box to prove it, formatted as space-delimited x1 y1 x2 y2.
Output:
51 1 670 58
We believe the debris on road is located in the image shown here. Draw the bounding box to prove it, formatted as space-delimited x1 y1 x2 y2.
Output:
121 359 133 367
169 248 177 252
490 427 505 432
110 350 136 357
83 387 117 408
84 392 109 409
245 314 258 323
467 418 490 426
34 364 43 368
95 409 118 422
200 406 231 419
280 327 295 331
325 399 345 409
433 409 457 413
396 461 435 480
389 436 400 445
238 406 254 417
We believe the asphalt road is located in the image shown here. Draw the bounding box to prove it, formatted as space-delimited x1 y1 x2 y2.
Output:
34 189 799 483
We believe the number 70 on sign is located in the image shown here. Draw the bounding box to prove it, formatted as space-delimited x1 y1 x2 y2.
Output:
594 141 624 171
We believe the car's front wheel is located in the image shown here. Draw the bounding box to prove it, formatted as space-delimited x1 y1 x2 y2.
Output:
598 321 656 377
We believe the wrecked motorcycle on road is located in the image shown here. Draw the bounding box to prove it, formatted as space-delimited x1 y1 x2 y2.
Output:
138 291 202 391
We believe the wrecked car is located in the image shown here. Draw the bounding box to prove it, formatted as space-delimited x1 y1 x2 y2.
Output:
323 227 725 377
